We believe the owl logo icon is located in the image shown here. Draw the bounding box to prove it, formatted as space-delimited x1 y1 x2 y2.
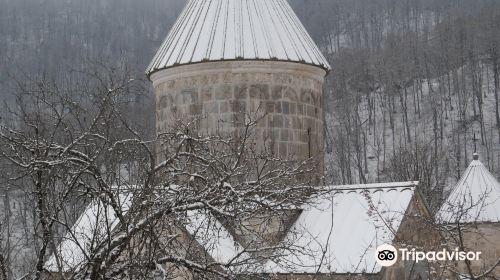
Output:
375 244 398 267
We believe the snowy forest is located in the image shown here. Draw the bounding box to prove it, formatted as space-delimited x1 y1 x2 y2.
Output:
1 0 500 279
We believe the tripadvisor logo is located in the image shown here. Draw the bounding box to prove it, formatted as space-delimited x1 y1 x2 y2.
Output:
375 244 482 267
375 244 398 267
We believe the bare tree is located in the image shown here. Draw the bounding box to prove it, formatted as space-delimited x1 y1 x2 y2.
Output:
436 191 500 279
0 65 324 279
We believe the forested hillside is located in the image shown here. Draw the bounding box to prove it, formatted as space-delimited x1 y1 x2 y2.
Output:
291 0 500 208
1 0 500 210
1 0 500 278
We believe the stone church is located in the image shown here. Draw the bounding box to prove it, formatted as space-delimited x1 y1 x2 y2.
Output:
147 0 329 173
436 154 500 279
44 0 498 279
143 1 439 277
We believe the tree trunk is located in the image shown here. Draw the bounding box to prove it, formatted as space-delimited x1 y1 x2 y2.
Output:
493 58 500 143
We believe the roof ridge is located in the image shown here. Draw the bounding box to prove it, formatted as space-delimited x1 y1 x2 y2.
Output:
328 181 419 190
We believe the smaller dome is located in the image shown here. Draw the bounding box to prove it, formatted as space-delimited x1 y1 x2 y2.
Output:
437 156 500 223
146 0 331 77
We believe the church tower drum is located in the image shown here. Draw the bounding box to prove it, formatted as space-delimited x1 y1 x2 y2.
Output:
147 0 331 177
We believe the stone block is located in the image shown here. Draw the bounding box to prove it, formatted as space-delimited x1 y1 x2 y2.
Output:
272 85 283 100
230 100 246 112
181 89 198 103
263 73 272 83
217 85 232 100
249 84 270 99
307 105 315 117
289 102 296 114
270 115 283 128
220 102 229 113
275 102 282 113
234 85 248 100
159 95 168 109
201 87 213 102
248 100 258 112
171 92 180 104
210 102 219 114
282 101 290 114
209 74 219 83
300 88 312 104
291 116 301 129
233 112 245 124
263 130 275 140
297 104 304 115
288 143 298 157
257 117 267 128
222 73 231 83
300 131 309 143
279 142 288 157
283 116 290 128
167 80 176 89
265 101 275 113
286 87 299 102
280 130 289 141
241 72 250 82
293 130 302 143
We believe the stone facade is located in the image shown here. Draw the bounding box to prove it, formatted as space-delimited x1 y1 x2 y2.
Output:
151 61 327 170
384 192 443 280
447 223 500 279
263 193 442 280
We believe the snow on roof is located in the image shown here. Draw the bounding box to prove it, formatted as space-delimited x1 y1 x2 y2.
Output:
330 181 419 191
146 0 331 77
261 182 417 274
437 155 500 224
184 210 259 273
185 210 243 264
45 182 418 275
44 193 132 272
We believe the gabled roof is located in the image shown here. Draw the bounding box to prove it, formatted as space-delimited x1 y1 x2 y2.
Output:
262 182 417 274
46 182 418 275
186 182 418 275
146 0 331 77
184 210 261 273
45 193 132 272
437 154 500 224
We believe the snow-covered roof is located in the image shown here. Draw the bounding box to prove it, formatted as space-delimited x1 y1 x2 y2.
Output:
45 182 418 275
45 193 132 272
184 210 260 273
261 182 417 274
437 154 500 224
183 182 418 274
185 210 241 264
146 0 331 77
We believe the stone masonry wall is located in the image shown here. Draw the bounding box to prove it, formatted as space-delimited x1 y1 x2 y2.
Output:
153 62 326 167
453 223 500 278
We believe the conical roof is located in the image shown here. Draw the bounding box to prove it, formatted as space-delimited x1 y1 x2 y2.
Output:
146 0 331 77
437 154 500 223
